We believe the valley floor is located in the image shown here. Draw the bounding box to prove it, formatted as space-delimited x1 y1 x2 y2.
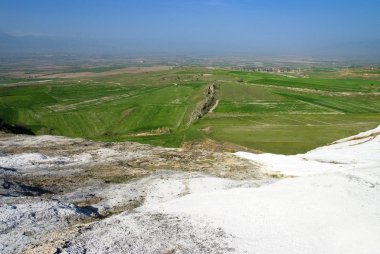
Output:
0 126 379 253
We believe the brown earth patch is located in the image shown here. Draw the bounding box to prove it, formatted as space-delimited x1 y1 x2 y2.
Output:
129 127 171 137
41 66 173 79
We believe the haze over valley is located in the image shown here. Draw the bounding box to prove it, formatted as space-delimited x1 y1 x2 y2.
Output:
1 1 380 253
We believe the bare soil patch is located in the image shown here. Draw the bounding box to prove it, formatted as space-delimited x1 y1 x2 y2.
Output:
42 66 173 79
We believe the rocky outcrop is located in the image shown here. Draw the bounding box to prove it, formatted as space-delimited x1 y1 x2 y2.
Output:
0 132 265 253
191 83 218 122
3 126 379 254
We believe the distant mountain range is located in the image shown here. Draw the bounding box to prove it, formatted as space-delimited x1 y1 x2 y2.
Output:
315 39 380 58
0 31 379 59
0 32 107 54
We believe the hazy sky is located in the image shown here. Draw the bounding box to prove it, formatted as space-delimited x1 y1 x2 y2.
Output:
1 0 379 55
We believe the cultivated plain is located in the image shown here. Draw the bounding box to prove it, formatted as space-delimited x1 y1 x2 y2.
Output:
1 63 380 154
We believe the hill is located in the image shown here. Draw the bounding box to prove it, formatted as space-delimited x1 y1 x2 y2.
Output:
0 126 379 253
1 66 380 154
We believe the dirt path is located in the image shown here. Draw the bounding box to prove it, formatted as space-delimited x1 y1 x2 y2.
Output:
251 82 380 97
209 99 219 113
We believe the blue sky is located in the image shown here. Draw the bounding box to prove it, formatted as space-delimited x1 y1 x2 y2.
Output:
1 0 379 55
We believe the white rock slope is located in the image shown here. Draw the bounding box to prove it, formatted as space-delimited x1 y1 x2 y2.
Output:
1 126 379 253
65 126 380 253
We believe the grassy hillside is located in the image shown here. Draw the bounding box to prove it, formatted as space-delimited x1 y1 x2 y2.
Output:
1 67 380 154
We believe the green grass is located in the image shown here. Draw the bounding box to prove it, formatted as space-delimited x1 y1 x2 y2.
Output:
1 67 380 154
191 113 380 154
0 76 45 85
0 70 208 148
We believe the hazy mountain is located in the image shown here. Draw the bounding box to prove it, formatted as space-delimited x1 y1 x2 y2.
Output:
0 32 108 54
0 31 379 60
317 40 380 59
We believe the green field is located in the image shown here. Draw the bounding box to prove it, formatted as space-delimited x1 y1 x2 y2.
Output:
1 67 380 154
